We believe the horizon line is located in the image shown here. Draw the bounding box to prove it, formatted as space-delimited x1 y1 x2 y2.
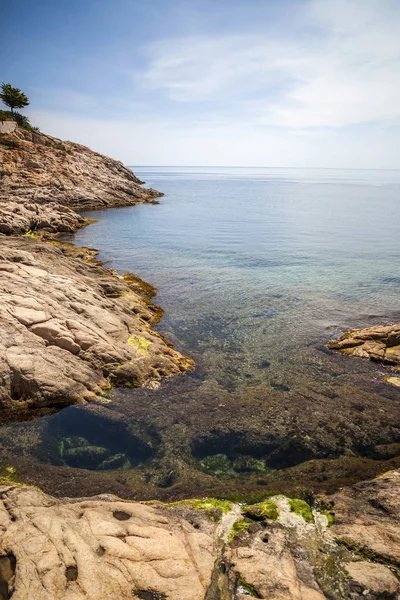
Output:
128 165 400 171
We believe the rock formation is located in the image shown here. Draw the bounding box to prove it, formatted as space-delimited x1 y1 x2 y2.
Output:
0 470 399 600
0 238 192 413
0 127 193 416
0 128 162 210
0 127 161 233
329 323 400 387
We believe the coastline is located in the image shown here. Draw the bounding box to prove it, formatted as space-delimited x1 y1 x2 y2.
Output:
0 126 194 418
0 126 400 598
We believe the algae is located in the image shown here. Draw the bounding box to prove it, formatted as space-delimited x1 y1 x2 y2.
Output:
315 499 335 526
200 453 233 475
0 465 23 485
237 578 261 598
166 497 233 522
242 499 279 521
128 335 151 355
289 498 314 522
228 519 252 542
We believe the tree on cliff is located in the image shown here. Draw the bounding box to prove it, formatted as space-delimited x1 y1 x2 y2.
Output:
0 83 29 114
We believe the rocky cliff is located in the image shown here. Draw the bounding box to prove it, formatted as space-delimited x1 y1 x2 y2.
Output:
0 127 193 417
0 127 161 235
0 470 399 600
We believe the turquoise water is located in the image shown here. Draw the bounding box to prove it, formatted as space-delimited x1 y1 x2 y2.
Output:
73 167 400 393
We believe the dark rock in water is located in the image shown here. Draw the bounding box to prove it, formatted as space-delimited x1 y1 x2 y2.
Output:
63 436 90 449
97 453 131 471
200 454 233 475
64 446 109 469
232 455 266 473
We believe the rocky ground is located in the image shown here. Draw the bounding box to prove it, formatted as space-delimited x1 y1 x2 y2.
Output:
0 237 192 417
0 126 193 418
0 470 399 600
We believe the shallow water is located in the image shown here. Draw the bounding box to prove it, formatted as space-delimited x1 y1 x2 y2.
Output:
1 167 400 499
75 166 400 389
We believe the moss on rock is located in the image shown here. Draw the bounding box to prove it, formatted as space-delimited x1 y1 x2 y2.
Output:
242 499 279 521
228 519 252 542
289 498 314 522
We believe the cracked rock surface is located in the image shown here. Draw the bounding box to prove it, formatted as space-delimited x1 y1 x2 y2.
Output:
0 471 399 600
0 485 216 600
0 127 161 236
0 237 192 413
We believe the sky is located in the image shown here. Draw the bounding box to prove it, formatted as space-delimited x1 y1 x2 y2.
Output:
2 0 400 168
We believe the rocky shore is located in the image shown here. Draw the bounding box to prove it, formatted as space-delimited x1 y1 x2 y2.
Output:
0 470 399 599
0 126 193 417
1 125 399 598
329 323 400 388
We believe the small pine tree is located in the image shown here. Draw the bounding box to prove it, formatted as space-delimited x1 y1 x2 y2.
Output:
0 83 29 114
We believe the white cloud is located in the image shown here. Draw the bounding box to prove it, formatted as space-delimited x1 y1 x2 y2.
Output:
30 109 400 169
141 0 400 129
30 0 400 167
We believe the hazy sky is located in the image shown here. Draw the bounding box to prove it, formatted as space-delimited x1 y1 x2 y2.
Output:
3 0 400 167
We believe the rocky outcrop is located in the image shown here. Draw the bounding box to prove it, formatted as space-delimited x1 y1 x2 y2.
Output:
0 485 217 600
0 237 192 414
0 127 193 416
0 126 161 236
0 197 86 235
0 470 399 600
329 323 400 387
0 127 161 210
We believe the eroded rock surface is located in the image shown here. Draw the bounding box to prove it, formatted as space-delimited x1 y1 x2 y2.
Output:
0 485 217 600
329 469 400 566
0 127 161 236
0 127 193 416
0 237 192 414
329 323 400 375
0 471 399 600
224 471 400 599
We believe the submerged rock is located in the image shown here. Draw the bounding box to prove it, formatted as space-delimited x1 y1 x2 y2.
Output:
63 445 109 469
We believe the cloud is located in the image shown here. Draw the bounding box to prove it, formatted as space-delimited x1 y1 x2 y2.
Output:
27 0 400 167
140 0 400 129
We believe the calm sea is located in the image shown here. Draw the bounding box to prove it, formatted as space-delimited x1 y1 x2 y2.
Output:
73 166 400 393
1 166 400 497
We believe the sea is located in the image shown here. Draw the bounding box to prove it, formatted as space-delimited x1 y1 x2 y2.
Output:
2 166 400 496
73 166 400 394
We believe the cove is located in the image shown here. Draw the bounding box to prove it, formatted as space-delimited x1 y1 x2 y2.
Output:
0 166 399 500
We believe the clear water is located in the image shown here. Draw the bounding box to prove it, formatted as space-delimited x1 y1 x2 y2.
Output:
73 167 400 393
2 167 399 498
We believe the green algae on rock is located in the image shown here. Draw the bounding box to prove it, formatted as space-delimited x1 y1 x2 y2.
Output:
289 498 314 522
242 499 279 521
227 519 252 542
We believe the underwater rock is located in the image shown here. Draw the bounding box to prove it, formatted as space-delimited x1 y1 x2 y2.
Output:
200 453 233 475
232 455 267 473
97 453 131 471
63 445 109 469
